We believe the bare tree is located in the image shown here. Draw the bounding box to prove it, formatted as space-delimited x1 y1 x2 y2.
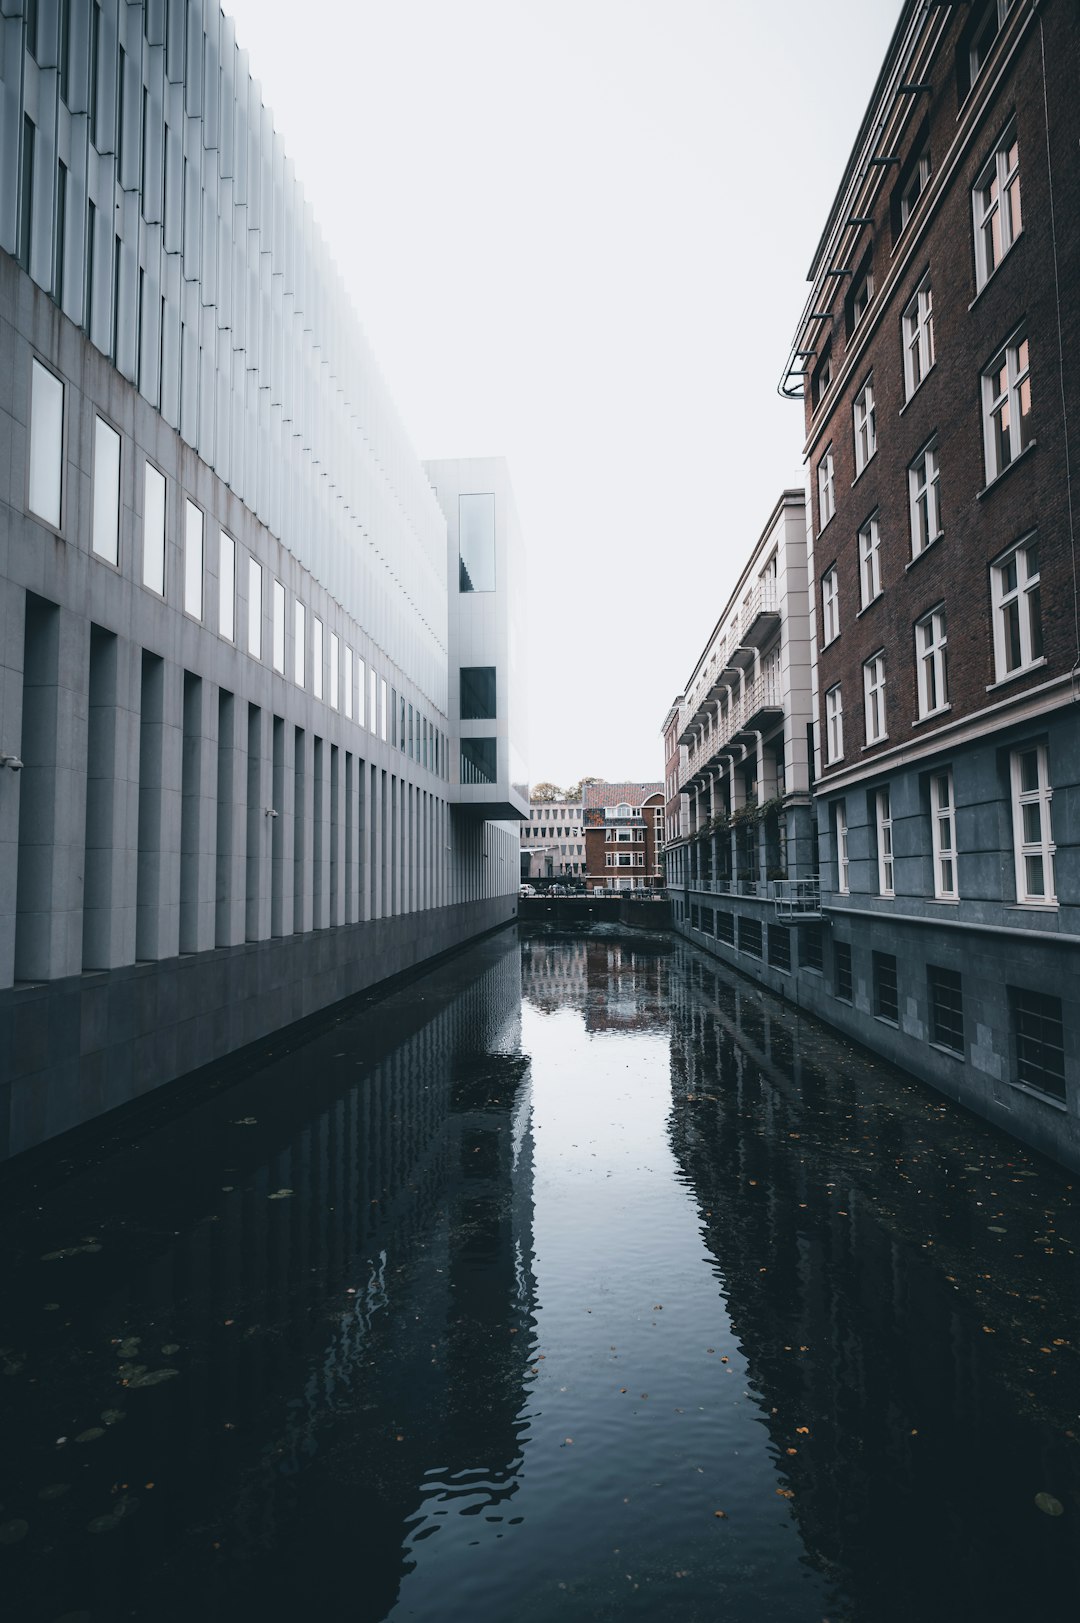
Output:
530 781 563 803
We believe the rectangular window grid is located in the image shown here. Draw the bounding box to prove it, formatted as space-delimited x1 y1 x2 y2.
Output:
1010 986 1065 1100
873 952 899 1022
930 966 964 1052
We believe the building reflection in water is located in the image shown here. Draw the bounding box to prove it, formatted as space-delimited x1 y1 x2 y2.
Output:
521 929 671 1034
665 941 1080 1620
0 934 537 1623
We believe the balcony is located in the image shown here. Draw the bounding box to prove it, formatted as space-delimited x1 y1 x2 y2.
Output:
741 671 783 732
740 582 781 649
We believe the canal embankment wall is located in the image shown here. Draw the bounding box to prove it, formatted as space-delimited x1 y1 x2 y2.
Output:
518 898 672 932
0 895 516 1162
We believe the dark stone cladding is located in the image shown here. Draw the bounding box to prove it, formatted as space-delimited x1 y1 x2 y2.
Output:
0 896 516 1163
803 0 1080 773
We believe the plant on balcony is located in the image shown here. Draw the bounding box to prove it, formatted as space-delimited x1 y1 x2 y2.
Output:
706 811 730 835
758 795 787 823
729 802 759 828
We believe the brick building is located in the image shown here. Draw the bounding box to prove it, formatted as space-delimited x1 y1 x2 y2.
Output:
772 0 1080 1168
582 782 664 893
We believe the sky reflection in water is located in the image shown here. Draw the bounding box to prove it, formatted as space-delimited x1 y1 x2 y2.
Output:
0 925 1077 1622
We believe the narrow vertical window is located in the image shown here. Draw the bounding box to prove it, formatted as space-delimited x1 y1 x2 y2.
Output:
863 652 886 744
219 532 235 640
54 161 67 306
821 566 839 645
1010 744 1055 904
247 556 262 659
931 770 957 899
991 536 1042 678
19 116 34 273
825 684 843 764
902 275 934 399
369 667 377 732
312 617 323 700
983 330 1032 482
915 605 948 717
817 446 835 530
859 513 881 607
876 787 894 896
184 501 203 619
908 440 942 556
380 678 388 741
973 123 1021 288
853 377 876 475
294 601 306 687
143 462 166 595
835 802 849 895
28 359 64 528
272 580 285 674
344 647 354 719
91 418 121 565
329 631 340 709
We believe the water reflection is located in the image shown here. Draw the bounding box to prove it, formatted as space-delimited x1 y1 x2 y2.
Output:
0 927 1076 1622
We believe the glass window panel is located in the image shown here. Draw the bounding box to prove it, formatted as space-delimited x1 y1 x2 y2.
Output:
143 462 166 595
313 616 323 700
272 580 285 673
458 492 496 592
460 666 497 719
329 632 339 709
184 501 203 619
218 532 234 640
294 600 306 686
29 359 64 527
92 417 121 564
460 737 498 784
247 556 262 658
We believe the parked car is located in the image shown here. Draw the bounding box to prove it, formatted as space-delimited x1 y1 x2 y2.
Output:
518 884 536 897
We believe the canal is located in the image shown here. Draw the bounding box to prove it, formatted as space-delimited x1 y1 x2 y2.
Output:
0 924 1077 1622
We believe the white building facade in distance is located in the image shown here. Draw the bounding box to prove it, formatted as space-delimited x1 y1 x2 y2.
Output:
520 801 585 882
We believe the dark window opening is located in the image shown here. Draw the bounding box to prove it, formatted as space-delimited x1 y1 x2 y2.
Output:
460 666 497 720
835 941 853 1002
929 966 964 1052
873 951 899 1023
1010 986 1065 1099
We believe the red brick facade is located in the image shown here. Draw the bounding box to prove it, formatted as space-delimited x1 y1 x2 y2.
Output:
582 782 665 891
790 0 1080 779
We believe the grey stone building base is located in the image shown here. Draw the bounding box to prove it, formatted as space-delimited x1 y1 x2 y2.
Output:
0 896 517 1162
674 897 1080 1175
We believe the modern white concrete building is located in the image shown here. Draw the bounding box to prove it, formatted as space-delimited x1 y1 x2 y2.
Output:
0 2 525 1158
520 801 585 881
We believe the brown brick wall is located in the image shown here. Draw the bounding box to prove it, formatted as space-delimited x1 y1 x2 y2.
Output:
801 0 1079 780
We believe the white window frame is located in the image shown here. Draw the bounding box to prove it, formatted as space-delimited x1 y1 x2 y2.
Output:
369 667 377 732
184 500 203 621
991 535 1042 680
859 513 882 608
142 461 166 596
1010 743 1056 905
853 377 877 475
28 357 64 529
821 566 840 646
329 630 340 710
902 275 934 399
91 416 121 565
899 152 931 232
915 605 948 719
247 556 262 660
908 440 942 558
294 599 306 687
380 677 388 740
344 645 353 719
875 787 895 897
863 652 887 745
973 122 1021 289
218 531 235 642
930 769 958 900
357 658 366 725
850 266 874 331
825 683 844 764
817 445 835 530
272 579 286 674
982 329 1032 483
835 801 850 895
313 616 324 701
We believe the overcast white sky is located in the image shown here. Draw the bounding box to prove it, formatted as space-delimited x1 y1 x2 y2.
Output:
226 0 900 790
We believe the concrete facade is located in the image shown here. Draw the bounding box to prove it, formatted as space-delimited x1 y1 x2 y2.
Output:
0 4 523 1159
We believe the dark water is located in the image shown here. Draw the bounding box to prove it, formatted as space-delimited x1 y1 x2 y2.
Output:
0 926 1078 1622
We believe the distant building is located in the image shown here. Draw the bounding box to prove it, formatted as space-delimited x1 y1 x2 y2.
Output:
583 782 664 893
520 800 585 881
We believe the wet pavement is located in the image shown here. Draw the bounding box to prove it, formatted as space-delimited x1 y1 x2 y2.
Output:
0 923 1077 1621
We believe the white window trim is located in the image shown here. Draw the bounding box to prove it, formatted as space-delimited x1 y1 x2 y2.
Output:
835 801 850 895
825 683 844 765
1011 744 1056 905
853 377 877 476
218 531 235 642
91 415 121 566
821 566 840 647
973 121 1021 290
908 440 942 558
930 769 958 900
859 513 882 608
990 534 1042 681
313 616 324 701
982 328 1032 484
142 461 167 597
818 446 836 531
899 153 931 233
876 787 895 897
184 500 204 622
272 579 286 674
294 599 306 687
915 605 948 719
247 555 262 660
902 276 935 400
863 652 887 745
28 356 65 531
329 631 340 710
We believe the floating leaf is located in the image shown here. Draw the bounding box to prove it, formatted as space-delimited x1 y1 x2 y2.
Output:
115 1338 141 1359
41 1244 101 1261
776 1488 795 1500
267 1189 294 1201
126 1368 179 1388
87 1514 120 1534
233 1117 257 1126
101 1410 125 1426
1035 1493 1064 1517
75 1428 105 1444
161 1344 180 1356
0 1519 29 1544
